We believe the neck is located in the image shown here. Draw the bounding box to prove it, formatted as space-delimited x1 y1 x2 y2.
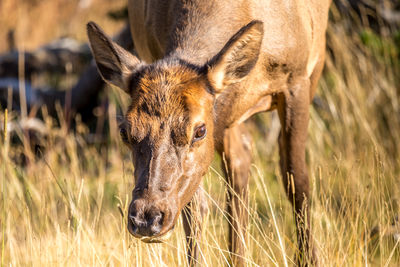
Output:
163 1 247 66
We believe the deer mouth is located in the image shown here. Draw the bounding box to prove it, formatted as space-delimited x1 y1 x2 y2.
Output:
138 230 174 243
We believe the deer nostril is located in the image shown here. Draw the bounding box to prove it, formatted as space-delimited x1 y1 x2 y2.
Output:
144 210 162 225
153 211 163 225
129 209 137 222
148 211 163 235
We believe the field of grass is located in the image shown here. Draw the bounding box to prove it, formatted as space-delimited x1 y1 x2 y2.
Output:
1 1 400 266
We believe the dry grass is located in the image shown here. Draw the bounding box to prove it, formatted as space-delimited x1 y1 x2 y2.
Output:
1 1 400 266
0 0 126 52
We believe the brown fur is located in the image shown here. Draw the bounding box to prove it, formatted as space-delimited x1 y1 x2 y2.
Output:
87 0 331 265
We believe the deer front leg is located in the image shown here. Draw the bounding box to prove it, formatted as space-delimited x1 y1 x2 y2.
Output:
182 187 208 266
219 124 252 267
277 78 316 266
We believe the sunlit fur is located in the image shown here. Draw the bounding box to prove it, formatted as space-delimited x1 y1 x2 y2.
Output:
87 0 331 264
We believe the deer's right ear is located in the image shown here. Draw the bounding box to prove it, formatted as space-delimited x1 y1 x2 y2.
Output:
87 21 141 93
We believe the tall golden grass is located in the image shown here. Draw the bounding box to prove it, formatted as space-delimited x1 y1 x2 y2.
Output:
1 1 400 266
0 0 126 52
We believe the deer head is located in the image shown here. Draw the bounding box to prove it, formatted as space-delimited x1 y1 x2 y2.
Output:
87 20 263 241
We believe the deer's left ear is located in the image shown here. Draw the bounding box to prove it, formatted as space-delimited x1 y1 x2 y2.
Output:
87 21 141 93
206 20 264 93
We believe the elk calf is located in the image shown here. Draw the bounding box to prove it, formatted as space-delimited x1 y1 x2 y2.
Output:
87 0 331 265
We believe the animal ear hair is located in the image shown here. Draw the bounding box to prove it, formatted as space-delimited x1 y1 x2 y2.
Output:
206 20 264 93
87 21 141 93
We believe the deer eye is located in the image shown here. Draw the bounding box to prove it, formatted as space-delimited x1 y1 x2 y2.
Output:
120 128 129 143
192 124 207 143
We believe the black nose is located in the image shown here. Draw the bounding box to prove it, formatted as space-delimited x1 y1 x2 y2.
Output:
129 209 163 237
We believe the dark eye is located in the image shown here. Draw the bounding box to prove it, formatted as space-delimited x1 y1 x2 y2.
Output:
120 128 129 143
192 124 207 143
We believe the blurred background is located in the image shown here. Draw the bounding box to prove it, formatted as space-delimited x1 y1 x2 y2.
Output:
1 0 400 266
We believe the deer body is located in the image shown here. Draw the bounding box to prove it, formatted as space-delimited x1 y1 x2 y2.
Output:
87 0 331 265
